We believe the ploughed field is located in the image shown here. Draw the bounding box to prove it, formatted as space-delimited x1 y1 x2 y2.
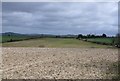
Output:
2 47 118 79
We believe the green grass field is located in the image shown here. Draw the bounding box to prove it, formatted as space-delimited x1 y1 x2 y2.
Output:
1 35 32 43
2 37 114 48
86 38 115 44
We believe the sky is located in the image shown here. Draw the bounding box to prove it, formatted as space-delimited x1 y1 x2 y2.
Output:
1 0 119 2
2 2 118 36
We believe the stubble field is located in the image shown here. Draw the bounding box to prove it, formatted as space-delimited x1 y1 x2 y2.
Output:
1 47 118 79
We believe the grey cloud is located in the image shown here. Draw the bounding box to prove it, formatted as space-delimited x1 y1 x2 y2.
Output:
2 2 118 36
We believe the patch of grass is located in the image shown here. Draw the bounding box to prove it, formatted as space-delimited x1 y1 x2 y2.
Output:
87 38 114 44
2 38 115 48
1 35 31 43
86 38 116 46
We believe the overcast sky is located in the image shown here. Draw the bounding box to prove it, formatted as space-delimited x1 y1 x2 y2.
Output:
2 2 118 35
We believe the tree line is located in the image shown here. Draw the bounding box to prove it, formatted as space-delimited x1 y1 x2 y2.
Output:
76 33 107 39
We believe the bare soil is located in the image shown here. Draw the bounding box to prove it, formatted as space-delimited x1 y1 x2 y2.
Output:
1 47 118 79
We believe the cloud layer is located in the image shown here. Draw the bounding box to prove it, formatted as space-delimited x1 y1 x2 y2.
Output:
2 2 118 35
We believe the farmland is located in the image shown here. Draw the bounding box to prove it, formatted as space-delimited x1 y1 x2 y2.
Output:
1 37 115 48
1 34 119 79
1 35 35 43
1 33 119 79
1 32 119 48
87 38 114 43
86 38 116 45
2 48 118 79
1 2 119 80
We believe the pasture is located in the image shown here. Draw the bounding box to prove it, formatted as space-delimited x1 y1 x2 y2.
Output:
2 37 114 48
1 35 32 43
86 38 115 45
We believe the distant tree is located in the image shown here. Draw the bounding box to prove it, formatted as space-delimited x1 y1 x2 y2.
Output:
76 34 83 39
87 34 91 38
56 36 60 38
102 33 107 37
91 34 95 38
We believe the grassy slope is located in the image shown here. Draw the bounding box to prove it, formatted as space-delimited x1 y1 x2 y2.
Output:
2 38 114 48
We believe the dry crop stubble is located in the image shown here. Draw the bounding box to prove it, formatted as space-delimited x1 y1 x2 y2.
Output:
2 47 118 79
